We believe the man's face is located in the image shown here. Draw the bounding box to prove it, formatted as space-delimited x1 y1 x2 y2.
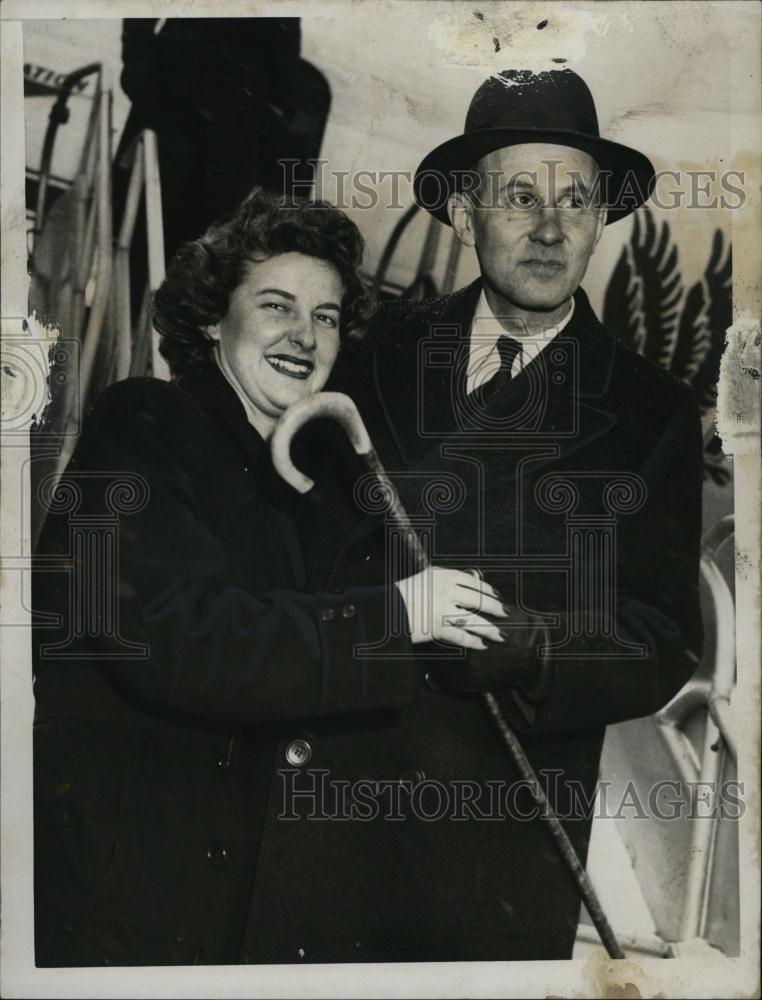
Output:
452 143 606 314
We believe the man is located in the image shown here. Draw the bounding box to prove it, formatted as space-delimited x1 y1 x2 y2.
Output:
286 68 703 961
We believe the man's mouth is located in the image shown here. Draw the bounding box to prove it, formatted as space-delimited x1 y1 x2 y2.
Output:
265 354 314 380
522 259 566 271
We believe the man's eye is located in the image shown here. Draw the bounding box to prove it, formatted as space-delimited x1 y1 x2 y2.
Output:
507 192 537 209
559 196 584 208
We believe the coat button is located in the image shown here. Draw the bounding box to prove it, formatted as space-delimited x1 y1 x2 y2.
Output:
320 607 335 622
217 737 234 774
350 542 373 563
285 739 312 766
206 839 227 869
341 603 356 619
424 671 443 692
399 768 425 785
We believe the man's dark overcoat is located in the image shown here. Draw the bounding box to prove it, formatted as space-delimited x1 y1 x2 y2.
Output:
33 281 703 966
302 279 705 960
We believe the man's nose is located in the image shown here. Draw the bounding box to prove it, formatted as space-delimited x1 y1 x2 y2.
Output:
529 206 565 245
288 315 316 351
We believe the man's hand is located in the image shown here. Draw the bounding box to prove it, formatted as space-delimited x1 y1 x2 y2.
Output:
433 602 551 695
394 567 505 650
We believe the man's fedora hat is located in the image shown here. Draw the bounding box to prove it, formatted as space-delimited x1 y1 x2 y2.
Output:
414 68 656 225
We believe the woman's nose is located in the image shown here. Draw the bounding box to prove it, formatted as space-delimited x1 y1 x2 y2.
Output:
529 207 565 245
288 316 316 351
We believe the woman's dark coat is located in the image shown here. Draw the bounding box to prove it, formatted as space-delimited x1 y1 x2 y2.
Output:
32 365 412 966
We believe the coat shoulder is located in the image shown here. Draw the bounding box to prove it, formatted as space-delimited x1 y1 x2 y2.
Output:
608 331 697 411
367 283 480 347
75 377 209 465
87 377 204 429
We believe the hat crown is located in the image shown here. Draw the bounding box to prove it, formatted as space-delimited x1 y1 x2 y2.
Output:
465 69 600 139
412 66 655 226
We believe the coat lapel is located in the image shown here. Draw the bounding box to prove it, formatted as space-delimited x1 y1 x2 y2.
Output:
175 364 302 511
177 363 266 468
372 280 480 472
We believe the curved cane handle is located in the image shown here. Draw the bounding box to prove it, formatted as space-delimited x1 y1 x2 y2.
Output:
270 391 373 493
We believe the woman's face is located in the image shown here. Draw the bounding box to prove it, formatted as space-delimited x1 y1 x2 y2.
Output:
208 252 344 437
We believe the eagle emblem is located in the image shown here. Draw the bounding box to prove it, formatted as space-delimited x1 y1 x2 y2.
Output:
603 208 732 485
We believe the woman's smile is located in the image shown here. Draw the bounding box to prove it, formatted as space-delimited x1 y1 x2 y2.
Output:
265 353 315 379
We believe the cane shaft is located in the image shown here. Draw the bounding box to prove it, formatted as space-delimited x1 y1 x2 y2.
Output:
364 451 624 958
481 691 625 959
363 448 429 573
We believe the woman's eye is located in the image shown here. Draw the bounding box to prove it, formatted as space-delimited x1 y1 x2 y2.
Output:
315 313 338 328
262 301 288 313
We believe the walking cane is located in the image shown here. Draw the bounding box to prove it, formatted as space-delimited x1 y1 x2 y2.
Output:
271 391 625 960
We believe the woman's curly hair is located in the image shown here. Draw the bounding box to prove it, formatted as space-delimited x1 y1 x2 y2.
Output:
152 188 374 377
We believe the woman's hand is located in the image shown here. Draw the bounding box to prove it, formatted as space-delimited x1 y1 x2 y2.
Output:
394 567 506 650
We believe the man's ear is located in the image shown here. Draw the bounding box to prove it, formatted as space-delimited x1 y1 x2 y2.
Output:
447 193 477 248
592 205 607 248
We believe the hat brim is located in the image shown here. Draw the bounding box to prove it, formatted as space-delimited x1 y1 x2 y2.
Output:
413 128 656 225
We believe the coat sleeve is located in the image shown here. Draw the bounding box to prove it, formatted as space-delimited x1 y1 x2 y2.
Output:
498 385 705 736
33 384 415 725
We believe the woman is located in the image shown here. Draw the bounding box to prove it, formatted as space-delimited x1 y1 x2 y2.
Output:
32 189 503 966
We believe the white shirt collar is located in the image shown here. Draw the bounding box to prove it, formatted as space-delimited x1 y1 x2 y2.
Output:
467 291 575 393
